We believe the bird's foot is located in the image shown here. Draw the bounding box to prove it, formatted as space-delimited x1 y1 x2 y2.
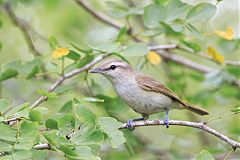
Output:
127 119 134 131
164 110 169 128
164 117 169 128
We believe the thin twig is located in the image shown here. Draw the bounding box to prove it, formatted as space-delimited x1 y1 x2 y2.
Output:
120 120 240 149
33 119 240 151
204 112 239 124
223 147 236 160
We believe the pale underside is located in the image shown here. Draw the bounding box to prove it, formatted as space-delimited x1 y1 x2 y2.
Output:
113 74 183 115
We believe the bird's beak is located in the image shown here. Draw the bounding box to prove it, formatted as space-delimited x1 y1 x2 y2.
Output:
89 67 103 73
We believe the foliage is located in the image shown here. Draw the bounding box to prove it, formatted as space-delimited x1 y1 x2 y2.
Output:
0 0 239 159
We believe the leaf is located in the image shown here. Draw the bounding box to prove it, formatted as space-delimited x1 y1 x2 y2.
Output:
165 0 191 22
59 100 73 113
31 150 48 160
147 51 162 65
52 47 70 59
214 26 235 40
206 47 225 64
195 150 215 160
12 150 33 160
29 109 43 123
75 105 96 125
0 99 10 115
0 69 18 82
186 3 217 23
34 107 49 115
143 3 165 28
82 97 104 103
186 23 203 40
91 42 120 53
231 106 240 113
61 145 94 159
26 65 40 79
14 141 34 150
48 36 59 50
37 89 58 98
0 141 12 152
66 50 81 61
121 43 149 56
98 117 126 148
45 119 59 129
116 26 128 42
70 43 93 54
71 126 104 145
0 124 17 142
181 40 201 52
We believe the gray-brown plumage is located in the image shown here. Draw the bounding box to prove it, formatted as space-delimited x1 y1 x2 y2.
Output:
89 58 209 130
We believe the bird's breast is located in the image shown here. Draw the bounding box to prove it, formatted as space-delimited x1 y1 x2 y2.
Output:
113 82 175 114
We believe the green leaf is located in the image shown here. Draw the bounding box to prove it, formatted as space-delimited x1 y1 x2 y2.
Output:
37 89 58 98
82 97 104 103
71 126 104 145
0 141 12 152
61 145 94 159
26 65 40 79
186 23 203 40
186 3 217 23
116 26 128 42
12 150 33 160
66 50 81 61
98 117 125 148
34 107 49 115
195 150 215 160
0 99 10 115
14 141 34 150
165 0 191 22
75 105 96 125
0 68 18 82
59 100 73 113
231 106 240 113
48 36 59 50
0 124 17 142
70 43 93 54
29 109 43 123
45 119 59 129
91 42 120 53
121 43 149 56
181 40 201 52
31 150 48 160
143 3 165 28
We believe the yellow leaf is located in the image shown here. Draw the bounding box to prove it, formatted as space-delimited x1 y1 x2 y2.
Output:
52 47 70 59
147 51 161 65
207 47 224 64
214 26 235 40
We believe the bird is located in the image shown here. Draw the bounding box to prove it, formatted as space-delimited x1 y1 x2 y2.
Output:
89 58 209 130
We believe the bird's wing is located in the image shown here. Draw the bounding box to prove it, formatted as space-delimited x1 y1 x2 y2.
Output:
135 74 188 108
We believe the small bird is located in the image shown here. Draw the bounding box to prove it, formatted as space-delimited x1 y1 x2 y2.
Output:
89 58 209 130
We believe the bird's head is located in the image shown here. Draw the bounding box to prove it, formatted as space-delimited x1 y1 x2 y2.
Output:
89 58 134 83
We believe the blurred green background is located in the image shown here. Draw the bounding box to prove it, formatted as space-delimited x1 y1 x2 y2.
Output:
0 0 239 159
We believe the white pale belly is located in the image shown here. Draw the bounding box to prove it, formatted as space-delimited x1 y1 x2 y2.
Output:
114 83 178 115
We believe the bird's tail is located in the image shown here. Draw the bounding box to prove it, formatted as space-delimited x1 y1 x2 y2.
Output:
186 104 209 115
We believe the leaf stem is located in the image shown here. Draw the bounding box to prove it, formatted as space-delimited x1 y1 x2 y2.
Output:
204 112 239 124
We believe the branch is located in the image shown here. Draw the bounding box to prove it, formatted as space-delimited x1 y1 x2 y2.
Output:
75 0 240 70
4 2 41 57
75 0 123 30
30 54 109 109
33 119 240 151
120 120 240 149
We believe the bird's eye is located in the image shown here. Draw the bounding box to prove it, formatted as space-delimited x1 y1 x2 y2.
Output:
110 65 116 70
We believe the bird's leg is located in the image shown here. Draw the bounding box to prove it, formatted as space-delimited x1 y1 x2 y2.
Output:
127 114 149 131
164 110 169 128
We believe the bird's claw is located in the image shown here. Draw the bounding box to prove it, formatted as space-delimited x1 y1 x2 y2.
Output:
164 117 169 128
127 119 135 131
